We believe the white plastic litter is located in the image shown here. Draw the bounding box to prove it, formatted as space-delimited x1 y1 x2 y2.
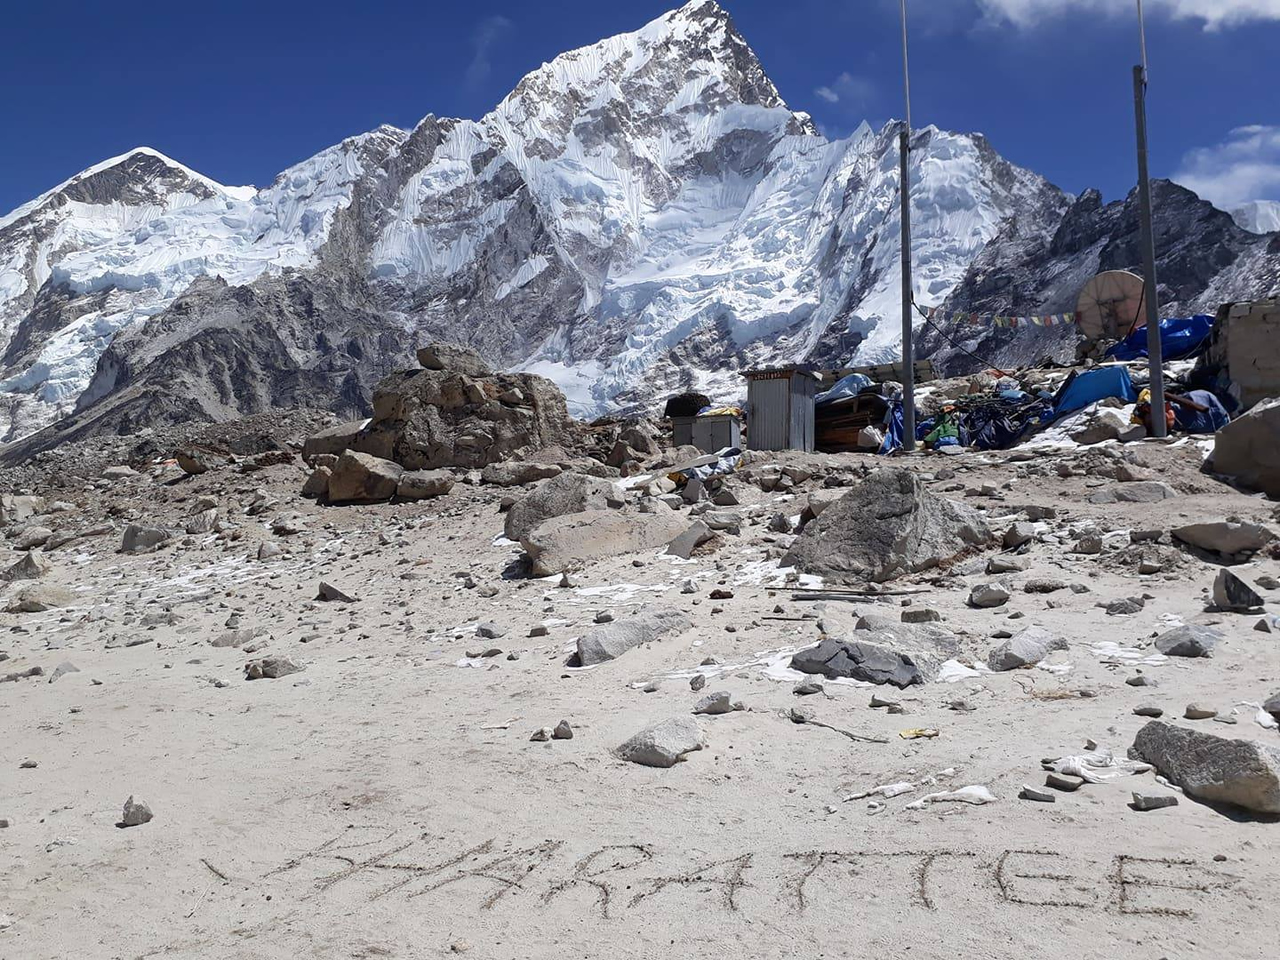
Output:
905 785 996 810
1091 641 1168 666
1045 746 1153 783
936 659 993 683
1232 702 1279 731
843 781 916 802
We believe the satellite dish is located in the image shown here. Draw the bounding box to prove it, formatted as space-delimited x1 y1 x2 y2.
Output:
1075 270 1146 340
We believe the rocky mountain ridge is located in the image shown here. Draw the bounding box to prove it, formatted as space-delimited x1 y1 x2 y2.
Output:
2 0 1278 453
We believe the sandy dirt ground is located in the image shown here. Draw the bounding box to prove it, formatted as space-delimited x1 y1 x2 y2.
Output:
2 436 1279 959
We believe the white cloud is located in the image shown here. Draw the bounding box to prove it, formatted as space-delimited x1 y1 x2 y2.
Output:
812 72 876 108
465 15 514 90
1173 125 1280 208
977 0 1280 30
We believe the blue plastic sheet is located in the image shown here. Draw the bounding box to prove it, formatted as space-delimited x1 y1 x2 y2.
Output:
1054 366 1137 418
879 402 906 454
1174 390 1229 434
1105 315 1214 362
816 373 874 406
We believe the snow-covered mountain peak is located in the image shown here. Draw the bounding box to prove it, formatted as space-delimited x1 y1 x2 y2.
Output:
1230 199 1280 234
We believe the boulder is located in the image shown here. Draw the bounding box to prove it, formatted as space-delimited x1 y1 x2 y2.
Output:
1 549 51 581
852 614 959 655
184 508 219 535
575 609 692 666
6 584 76 613
1211 396 1280 498
1088 481 1178 504
1213 568 1265 612
302 418 372 460
480 462 562 487
1003 522 1036 548
244 656 305 680
300 466 332 499
175 449 210 475
692 691 742 715
1130 720 1280 813
397 470 454 501
615 717 706 768
1172 521 1276 556
353 363 572 471
13 526 52 550
1069 408 1139 445
120 796 154 827
327 451 403 504
120 524 170 554
522 509 688 576
504 473 620 542
790 637 933 688
0 493 45 527
782 468 992 583
969 583 1011 608
1153 624 1221 658
665 520 713 559
987 625 1067 671
416 342 491 377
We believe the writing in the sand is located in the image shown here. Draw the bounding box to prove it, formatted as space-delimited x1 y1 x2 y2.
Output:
268 830 1243 920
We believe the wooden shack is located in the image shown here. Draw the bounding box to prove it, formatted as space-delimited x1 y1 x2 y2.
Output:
742 368 816 452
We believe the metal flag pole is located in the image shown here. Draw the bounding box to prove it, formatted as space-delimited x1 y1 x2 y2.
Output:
1133 0 1167 437
899 0 916 450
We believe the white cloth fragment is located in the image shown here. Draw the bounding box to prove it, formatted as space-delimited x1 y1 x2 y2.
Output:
1232 701 1279 731
905 785 996 810
1045 746 1153 783
936 659 992 683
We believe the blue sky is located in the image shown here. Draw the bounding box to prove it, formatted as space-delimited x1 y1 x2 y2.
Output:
2 0 1279 215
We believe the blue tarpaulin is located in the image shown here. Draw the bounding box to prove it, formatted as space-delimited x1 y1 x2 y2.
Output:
1054 366 1137 417
816 372 874 406
1105 315 1214 363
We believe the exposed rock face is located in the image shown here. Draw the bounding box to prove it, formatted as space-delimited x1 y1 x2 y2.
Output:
521 509 688 577
504 472 620 542
326 451 403 504
352 363 573 471
575 609 692 666
1211 396 1280 498
782 468 992 582
1130 720 1280 814
790 637 933 688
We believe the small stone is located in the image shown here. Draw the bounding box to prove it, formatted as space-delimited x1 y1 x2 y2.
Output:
593 611 614 624
1213 568 1265 612
793 681 823 696
317 581 357 603
529 727 552 742
969 583 1011 608
1045 772 1084 792
1126 675 1156 687
1133 705 1164 717
1104 597 1145 616
689 674 707 692
1131 792 1179 811
692 691 740 715
552 720 573 740
476 622 506 639
1019 785 1056 803
1184 704 1218 720
120 796 153 827
19 759 37 769
1154 624 1220 658
1003 522 1036 549
529 625 549 637
901 608 941 623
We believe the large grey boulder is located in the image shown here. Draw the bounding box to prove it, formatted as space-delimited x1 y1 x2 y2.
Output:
987 625 1067 671
1211 396 1280 498
505 472 620 542
353 363 572 471
1214 568 1265 611
969 582 1011 608
6 583 76 612
1087 481 1177 504
1 548 51 581
1153 624 1221 657
416 342 491 377
327 451 403 504
853 614 959 656
782 468 992 583
790 636 934 688
1172 521 1276 556
302 418 371 461
396 470 454 501
481 461 562 488
665 520 713 559
120 524 170 554
521 509 688 576
0 493 45 527
1130 720 1280 813
615 717 706 768
575 609 692 666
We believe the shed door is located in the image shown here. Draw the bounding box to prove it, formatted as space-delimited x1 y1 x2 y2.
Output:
748 378 790 451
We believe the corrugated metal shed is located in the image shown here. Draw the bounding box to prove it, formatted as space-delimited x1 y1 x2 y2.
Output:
743 368 816 452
